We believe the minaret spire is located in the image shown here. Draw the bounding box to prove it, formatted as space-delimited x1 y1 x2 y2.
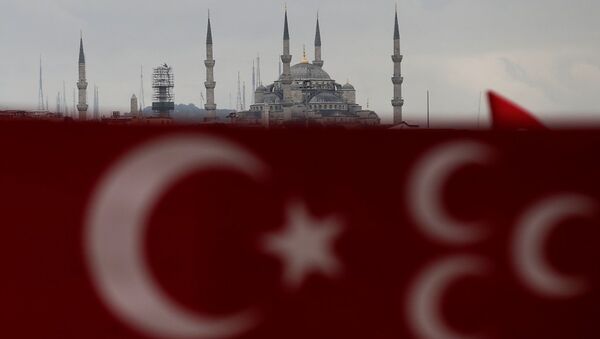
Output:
206 10 213 45
313 13 324 67
204 11 217 121
77 32 88 120
283 8 290 42
391 6 404 125
280 7 293 119
394 5 400 40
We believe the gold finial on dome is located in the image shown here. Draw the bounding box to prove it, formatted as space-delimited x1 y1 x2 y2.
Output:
301 44 309 64
302 45 308 64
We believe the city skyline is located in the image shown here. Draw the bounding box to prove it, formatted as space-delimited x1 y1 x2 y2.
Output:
1 0 599 126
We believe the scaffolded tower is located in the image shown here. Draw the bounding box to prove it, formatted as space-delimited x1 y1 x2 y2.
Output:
152 64 175 117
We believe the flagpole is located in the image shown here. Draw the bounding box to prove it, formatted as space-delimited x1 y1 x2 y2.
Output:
478 91 482 129
427 90 430 129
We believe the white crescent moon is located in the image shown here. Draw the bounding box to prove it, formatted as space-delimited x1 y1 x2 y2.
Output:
408 141 493 245
513 194 595 298
85 135 266 339
407 256 488 339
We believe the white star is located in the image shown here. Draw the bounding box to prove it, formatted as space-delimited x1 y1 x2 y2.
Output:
263 201 344 289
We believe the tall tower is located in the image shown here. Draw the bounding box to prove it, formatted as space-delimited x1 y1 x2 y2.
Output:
204 12 217 121
280 8 293 115
313 14 324 68
77 34 89 120
131 94 139 116
392 8 404 125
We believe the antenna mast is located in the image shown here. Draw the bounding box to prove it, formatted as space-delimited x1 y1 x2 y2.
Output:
243 81 247 111
477 91 482 129
140 66 146 110
63 81 68 116
38 56 45 111
56 92 61 114
427 90 430 129
252 60 256 102
236 71 242 111
257 54 261 86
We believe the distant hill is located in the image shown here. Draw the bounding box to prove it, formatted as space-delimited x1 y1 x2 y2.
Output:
142 104 235 123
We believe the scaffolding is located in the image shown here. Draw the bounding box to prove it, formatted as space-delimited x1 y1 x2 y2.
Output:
152 63 175 117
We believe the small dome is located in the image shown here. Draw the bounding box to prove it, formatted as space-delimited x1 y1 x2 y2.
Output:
285 63 332 80
342 83 355 90
256 85 267 92
263 93 282 104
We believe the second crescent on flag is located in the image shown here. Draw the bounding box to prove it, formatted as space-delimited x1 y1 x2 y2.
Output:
408 141 493 245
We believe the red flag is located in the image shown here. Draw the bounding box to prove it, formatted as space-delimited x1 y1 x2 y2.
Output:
488 91 546 130
0 122 598 338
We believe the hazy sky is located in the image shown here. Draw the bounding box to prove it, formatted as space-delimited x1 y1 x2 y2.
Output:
1 0 599 125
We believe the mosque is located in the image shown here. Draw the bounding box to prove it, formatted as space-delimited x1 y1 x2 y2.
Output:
203 8 405 127
71 8 405 127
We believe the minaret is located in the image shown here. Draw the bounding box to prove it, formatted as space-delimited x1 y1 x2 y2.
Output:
392 7 404 125
280 8 293 116
204 12 217 121
77 33 89 120
313 14 324 67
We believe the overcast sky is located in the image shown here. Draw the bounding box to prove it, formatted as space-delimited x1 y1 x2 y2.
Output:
1 0 599 126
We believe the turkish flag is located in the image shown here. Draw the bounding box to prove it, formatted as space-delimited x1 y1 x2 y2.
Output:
0 121 599 339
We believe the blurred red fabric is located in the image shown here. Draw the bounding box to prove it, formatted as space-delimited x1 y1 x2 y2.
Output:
488 91 546 130
0 121 597 339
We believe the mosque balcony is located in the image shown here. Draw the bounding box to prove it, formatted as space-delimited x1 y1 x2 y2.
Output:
281 55 292 63
391 99 405 107
204 104 217 111
204 60 215 67
77 81 88 89
204 82 216 89
77 104 89 111
392 55 404 62
391 76 404 85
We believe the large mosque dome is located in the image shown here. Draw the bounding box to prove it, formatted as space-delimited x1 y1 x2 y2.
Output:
241 9 383 127
284 63 332 80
